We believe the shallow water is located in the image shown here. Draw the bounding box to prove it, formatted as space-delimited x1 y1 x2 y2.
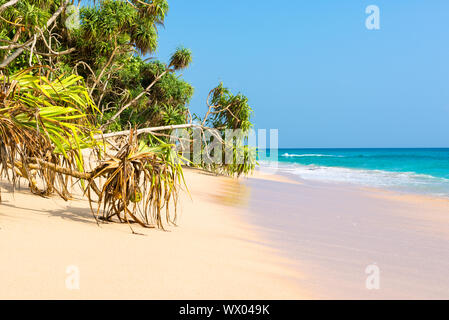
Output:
260 148 449 198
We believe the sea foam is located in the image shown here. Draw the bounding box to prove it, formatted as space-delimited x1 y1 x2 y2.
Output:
282 153 344 158
260 161 449 198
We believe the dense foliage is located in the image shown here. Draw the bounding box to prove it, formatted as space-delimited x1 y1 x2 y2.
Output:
1 0 193 131
0 0 256 229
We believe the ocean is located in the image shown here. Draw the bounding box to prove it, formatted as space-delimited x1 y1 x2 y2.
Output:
259 148 449 198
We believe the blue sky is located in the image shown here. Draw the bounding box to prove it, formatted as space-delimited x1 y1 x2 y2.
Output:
154 0 449 148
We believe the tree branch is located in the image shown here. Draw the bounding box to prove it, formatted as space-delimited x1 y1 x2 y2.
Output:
101 69 170 129
0 0 70 68
95 123 202 139
89 41 120 95
0 0 20 14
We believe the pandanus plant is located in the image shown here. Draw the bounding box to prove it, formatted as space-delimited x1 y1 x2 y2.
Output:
0 68 184 231
88 132 185 232
104 46 193 128
0 68 98 199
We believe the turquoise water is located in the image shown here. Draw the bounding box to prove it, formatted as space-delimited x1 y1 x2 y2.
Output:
260 149 449 197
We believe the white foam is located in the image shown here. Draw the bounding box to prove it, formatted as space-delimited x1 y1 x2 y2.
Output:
281 153 344 158
264 162 449 197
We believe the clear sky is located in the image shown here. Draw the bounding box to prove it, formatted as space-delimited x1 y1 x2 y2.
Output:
154 0 449 148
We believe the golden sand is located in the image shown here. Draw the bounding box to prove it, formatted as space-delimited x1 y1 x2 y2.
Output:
0 169 308 299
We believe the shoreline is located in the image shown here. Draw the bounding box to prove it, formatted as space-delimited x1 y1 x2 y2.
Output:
269 151 449 201
261 163 449 203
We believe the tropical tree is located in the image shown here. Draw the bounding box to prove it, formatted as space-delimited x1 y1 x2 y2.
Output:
0 67 185 232
0 67 98 199
101 46 193 129
0 0 184 130
0 0 257 231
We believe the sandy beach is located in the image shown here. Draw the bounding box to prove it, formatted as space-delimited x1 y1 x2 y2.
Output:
1 167 449 299
244 172 449 299
0 169 307 300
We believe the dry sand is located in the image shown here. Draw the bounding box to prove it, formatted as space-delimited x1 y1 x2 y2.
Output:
0 169 307 299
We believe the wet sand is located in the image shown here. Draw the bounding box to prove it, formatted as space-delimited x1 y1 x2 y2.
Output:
243 174 449 299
